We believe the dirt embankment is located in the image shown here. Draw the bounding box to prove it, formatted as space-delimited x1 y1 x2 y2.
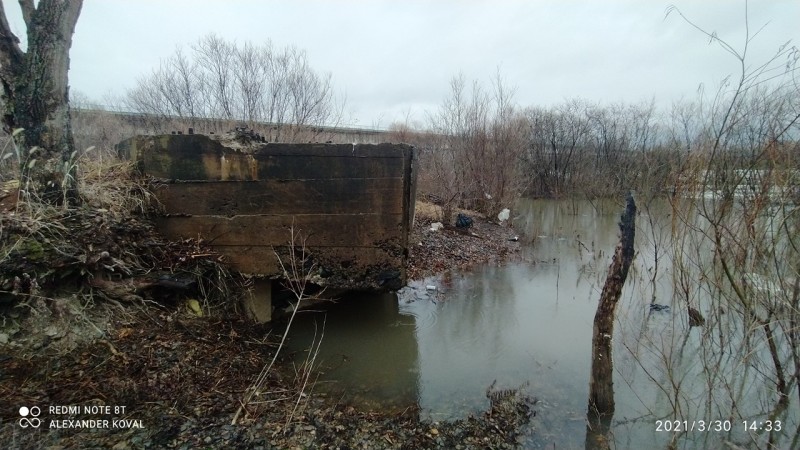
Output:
0 191 530 448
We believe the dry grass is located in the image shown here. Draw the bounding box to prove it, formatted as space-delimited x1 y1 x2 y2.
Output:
414 200 487 226
78 156 157 216
414 201 443 222
1 145 245 321
234 227 324 427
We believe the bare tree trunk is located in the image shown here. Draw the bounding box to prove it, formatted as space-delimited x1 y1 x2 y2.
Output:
585 193 636 449
0 0 83 204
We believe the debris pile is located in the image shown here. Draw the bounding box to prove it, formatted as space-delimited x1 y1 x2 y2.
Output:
408 202 521 280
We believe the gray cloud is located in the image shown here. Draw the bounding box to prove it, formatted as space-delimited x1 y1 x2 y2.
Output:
7 0 797 127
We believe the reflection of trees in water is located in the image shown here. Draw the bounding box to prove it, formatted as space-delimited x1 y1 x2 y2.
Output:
418 266 520 395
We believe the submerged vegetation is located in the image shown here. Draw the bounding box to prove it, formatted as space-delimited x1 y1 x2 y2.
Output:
393 9 799 448
622 44 800 450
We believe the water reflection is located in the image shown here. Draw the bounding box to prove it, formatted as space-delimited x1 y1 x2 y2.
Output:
410 265 594 447
287 198 798 449
286 292 420 412
287 199 622 448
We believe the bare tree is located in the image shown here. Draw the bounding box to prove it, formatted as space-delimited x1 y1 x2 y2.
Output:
126 34 341 143
0 0 83 203
193 34 235 120
232 42 265 125
424 72 527 219
524 100 592 197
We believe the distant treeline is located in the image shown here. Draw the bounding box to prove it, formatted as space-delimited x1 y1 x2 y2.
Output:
57 34 800 215
388 76 799 214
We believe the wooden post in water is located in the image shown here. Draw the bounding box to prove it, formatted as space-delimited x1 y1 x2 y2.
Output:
586 193 636 449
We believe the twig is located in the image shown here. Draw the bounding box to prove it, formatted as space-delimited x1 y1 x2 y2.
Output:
98 339 121 356
232 225 325 425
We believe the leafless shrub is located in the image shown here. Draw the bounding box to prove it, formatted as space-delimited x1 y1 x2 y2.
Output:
614 7 800 448
232 227 325 427
523 100 592 198
521 99 679 201
419 72 527 220
126 34 343 143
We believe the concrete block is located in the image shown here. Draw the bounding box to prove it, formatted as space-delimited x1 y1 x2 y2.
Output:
244 278 272 323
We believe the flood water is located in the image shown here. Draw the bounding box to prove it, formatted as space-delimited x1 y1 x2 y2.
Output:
286 198 799 449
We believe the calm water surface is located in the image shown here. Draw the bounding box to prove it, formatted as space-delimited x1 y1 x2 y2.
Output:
287 198 797 449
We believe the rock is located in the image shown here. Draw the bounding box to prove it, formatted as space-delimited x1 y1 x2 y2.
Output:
111 441 129 450
430 222 444 232
0 333 8 344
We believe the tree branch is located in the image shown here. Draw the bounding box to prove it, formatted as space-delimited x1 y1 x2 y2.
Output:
0 1 25 80
18 0 33 28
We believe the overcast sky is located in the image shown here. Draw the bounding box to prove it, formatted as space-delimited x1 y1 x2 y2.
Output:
6 0 799 128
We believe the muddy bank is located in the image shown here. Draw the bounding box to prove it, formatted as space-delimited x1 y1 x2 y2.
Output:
1 302 535 449
0 194 531 449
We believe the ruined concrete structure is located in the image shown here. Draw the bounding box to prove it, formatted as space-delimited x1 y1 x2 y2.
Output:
118 132 416 321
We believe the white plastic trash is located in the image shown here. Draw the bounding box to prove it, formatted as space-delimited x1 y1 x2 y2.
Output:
498 208 510 222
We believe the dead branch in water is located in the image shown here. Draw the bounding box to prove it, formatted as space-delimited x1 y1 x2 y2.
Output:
586 193 636 449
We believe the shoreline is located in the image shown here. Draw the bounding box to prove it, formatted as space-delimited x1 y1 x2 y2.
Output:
0 203 532 449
